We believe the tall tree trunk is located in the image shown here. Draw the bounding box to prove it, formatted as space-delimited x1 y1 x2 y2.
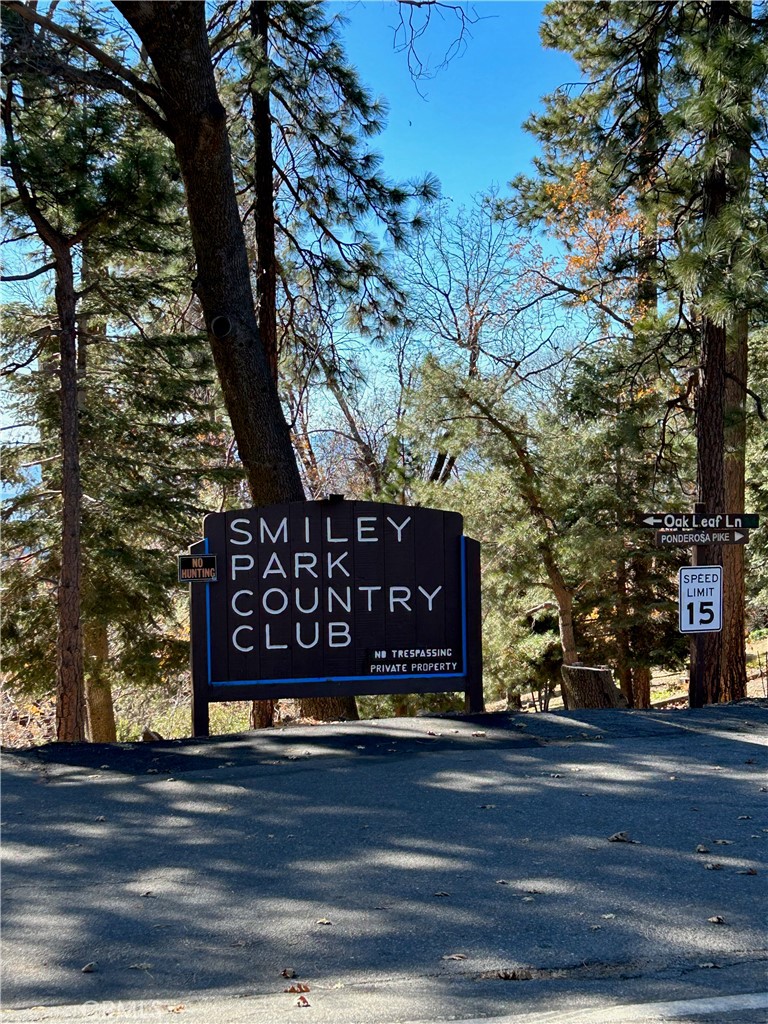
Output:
632 664 651 709
85 622 117 742
114 1 303 507
246 1 356 723
615 554 634 706
719 0 751 702
78 245 118 742
251 0 278 380
690 1 733 706
721 313 748 700
53 243 86 741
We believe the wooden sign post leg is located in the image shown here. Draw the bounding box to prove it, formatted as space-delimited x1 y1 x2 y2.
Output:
464 538 485 713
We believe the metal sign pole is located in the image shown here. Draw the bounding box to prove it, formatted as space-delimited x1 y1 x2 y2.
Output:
689 502 707 708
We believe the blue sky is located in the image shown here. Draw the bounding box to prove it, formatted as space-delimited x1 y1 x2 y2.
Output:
326 1 578 207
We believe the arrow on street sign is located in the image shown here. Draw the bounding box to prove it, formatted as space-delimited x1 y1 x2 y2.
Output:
640 512 760 530
656 529 750 548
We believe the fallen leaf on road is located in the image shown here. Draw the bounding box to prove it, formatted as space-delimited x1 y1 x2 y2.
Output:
95 816 106 822
166 1005 185 1013
281 968 296 978
471 731 487 737
608 831 639 844
81 963 96 973
495 879 512 885
141 891 157 898
695 845 710 854
601 913 615 919
442 953 467 960
707 916 726 925
434 891 450 897
736 868 758 875
522 896 535 902
705 863 723 870
737 815 752 820
315 919 332 926
713 839 733 845
296 995 311 1007
284 984 310 994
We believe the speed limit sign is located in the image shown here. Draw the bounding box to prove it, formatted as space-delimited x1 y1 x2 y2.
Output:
678 566 722 633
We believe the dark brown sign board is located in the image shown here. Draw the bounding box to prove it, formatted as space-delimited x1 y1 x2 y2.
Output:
186 500 483 735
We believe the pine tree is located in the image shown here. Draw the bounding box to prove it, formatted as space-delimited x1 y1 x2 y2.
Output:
512 0 768 702
2 10 241 739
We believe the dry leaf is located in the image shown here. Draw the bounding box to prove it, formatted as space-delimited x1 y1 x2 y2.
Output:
705 863 723 870
166 1006 185 1014
737 815 752 820
695 845 710 854
315 918 332 926
442 953 467 960
141 891 157 898
608 831 639 843
296 995 311 1007
81 962 96 973
434 891 450 897
737 868 758 875
284 984 310 994
495 879 512 885
95 816 106 822
471 731 486 737
601 913 615 919
707 916 726 925
281 968 296 978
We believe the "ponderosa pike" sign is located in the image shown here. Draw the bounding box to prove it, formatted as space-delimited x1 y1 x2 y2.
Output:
185 499 482 734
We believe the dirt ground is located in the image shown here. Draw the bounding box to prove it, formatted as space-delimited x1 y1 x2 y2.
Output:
3 647 766 749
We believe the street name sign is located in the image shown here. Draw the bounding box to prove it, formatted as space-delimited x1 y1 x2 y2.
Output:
640 512 759 530
678 566 722 634
656 529 750 548
185 500 483 735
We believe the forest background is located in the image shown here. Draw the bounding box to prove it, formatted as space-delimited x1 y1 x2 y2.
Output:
2 0 767 744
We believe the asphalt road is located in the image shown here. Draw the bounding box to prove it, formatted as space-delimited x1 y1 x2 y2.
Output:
2 705 767 1024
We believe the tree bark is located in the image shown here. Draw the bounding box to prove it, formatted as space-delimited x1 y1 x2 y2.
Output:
113 1 303 507
251 0 278 380
560 666 622 709
689 0 732 706
632 664 651 709
53 243 86 741
719 1 751 702
721 312 748 700
85 622 117 742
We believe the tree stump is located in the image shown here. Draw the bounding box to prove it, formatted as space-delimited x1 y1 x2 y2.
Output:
560 665 627 709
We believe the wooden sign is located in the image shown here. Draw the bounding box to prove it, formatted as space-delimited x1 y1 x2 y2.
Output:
186 500 483 735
